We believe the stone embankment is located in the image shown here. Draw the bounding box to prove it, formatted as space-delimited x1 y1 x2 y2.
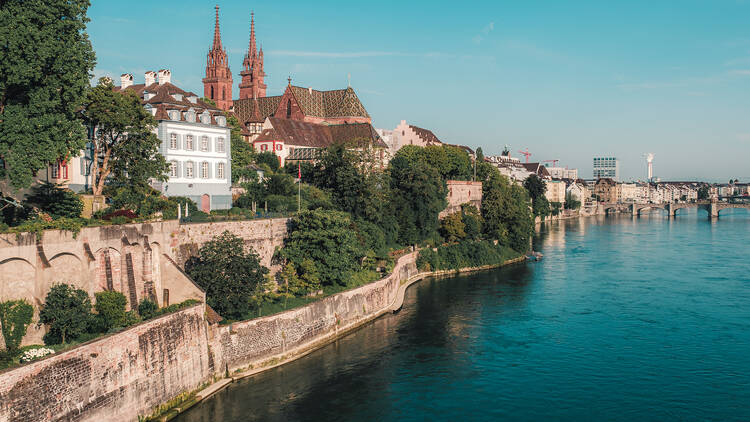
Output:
0 249 525 422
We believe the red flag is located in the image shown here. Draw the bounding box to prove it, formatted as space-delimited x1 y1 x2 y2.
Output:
298 163 301 179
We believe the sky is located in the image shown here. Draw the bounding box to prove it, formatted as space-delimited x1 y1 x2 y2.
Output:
88 0 750 182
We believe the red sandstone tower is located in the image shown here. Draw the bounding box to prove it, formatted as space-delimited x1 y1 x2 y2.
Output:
238 12 267 99
203 5 233 111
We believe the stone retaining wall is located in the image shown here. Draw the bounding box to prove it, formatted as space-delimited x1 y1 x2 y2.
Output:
0 304 210 422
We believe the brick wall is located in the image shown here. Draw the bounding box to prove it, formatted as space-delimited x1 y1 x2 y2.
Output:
0 304 210 422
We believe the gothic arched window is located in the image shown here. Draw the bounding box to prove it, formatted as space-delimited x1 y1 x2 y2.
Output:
222 87 226 100
210 86 214 99
286 100 292 118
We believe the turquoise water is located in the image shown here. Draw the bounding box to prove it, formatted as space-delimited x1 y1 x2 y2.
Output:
178 210 750 421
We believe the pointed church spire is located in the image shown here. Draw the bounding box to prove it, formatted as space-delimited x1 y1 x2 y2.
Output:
212 5 222 50
249 11 257 58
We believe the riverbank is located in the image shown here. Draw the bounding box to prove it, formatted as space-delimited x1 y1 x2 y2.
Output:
161 253 527 422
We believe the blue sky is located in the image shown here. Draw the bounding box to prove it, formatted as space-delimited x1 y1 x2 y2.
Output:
88 0 750 182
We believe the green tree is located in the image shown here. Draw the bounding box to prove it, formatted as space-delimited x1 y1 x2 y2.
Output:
226 113 255 183
564 192 581 210
137 299 159 320
94 291 127 331
461 203 483 240
697 186 709 200
439 212 466 243
550 201 562 216
389 147 447 245
185 231 269 319
255 151 280 172
524 174 546 200
533 196 551 219
81 78 168 196
38 284 92 344
279 210 365 287
313 144 368 217
0 0 96 189
0 300 34 354
25 183 83 219
482 168 534 253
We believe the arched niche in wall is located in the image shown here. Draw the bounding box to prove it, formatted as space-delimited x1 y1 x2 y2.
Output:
45 252 87 299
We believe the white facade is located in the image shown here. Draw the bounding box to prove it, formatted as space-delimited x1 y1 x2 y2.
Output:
566 183 590 203
547 167 578 180
620 183 639 202
545 180 567 205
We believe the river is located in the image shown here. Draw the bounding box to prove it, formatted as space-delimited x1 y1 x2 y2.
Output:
177 210 750 421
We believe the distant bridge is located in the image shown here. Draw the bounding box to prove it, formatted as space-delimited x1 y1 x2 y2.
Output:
599 201 750 219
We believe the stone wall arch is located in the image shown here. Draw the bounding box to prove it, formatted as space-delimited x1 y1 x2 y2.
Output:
0 258 36 303
45 252 88 299
95 247 123 293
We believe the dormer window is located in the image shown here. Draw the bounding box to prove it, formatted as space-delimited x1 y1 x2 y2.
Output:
173 93 183 101
201 113 210 124
188 96 198 103
186 112 196 123
144 91 154 101
168 110 179 120
216 116 226 127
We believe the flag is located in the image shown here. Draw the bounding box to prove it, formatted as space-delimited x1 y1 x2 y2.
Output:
298 163 301 179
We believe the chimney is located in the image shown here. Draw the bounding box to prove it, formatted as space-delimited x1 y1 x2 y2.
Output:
157 69 171 85
120 73 134 89
144 71 156 86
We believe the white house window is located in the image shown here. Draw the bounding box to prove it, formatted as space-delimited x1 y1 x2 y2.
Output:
170 161 178 177
276 144 282 151
261 144 268 151
169 133 177 149
185 161 194 178
217 137 225 153
201 136 209 152
50 163 59 178
185 135 194 150
201 162 209 179
217 162 225 179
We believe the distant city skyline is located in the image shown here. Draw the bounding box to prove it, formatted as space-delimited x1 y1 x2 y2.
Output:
88 0 750 182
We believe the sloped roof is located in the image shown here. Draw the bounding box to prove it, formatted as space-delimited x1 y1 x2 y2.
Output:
116 82 225 124
233 85 370 124
409 125 442 145
254 117 386 149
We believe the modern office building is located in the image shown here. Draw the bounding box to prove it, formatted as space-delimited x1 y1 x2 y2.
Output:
593 157 619 180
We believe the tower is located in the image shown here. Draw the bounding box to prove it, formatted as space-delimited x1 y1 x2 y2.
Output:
645 153 655 181
203 5 233 110
239 12 267 99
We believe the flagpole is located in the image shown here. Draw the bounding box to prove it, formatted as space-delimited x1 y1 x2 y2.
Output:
297 162 301 213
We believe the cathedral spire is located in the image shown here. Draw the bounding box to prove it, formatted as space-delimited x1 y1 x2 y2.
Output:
212 5 222 50
249 11 257 58
203 5 233 110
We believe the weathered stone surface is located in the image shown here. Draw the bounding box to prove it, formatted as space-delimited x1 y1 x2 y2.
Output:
0 305 209 422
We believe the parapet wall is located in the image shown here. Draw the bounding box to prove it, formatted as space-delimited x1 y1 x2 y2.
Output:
0 304 210 422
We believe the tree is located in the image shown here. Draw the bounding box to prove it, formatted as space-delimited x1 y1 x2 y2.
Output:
255 151 280 172
0 300 34 354
533 196 551 219
313 144 368 217
482 168 534 253
137 299 158 320
38 284 92 345
389 147 447 245
185 231 268 319
550 201 562 216
25 183 83 219
475 147 485 163
226 113 255 183
461 204 483 240
0 0 96 189
439 212 466 243
81 78 168 196
94 291 127 331
697 186 709 200
564 192 581 210
279 210 365 287
524 174 546 200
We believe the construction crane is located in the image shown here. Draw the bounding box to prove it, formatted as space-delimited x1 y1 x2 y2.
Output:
542 159 559 167
518 148 532 163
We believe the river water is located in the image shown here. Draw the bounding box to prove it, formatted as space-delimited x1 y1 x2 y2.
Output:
177 210 750 421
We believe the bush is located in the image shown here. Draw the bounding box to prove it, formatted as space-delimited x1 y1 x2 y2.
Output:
102 209 138 221
416 240 521 272
138 299 159 320
39 284 92 345
0 300 34 354
25 183 83 219
94 291 128 331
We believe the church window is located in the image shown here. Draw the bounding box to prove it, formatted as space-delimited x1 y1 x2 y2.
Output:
286 100 292 118
222 87 226 100
210 86 214 99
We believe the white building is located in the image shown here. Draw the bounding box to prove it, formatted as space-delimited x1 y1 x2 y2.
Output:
545 180 567 205
593 157 619 180
116 70 232 212
547 167 578 180
566 182 590 203
620 183 639 203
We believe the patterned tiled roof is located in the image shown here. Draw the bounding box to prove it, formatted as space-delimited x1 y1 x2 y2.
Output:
286 148 321 161
254 117 386 149
233 85 370 124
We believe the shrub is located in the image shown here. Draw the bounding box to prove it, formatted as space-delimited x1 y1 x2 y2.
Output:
25 183 83 219
19 347 55 363
102 209 138 221
439 212 466 243
416 240 521 272
0 300 34 354
94 291 128 331
138 299 159 320
39 284 92 345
